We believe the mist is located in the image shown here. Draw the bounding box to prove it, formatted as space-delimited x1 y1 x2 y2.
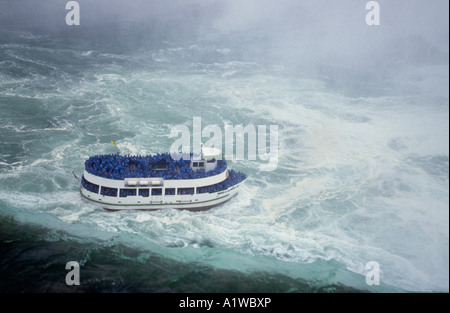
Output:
2 1 448 59
1 0 448 96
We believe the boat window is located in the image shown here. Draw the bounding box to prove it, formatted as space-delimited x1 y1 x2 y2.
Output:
120 188 136 197
82 175 99 194
165 188 175 195
139 188 149 197
101 186 118 197
199 162 204 167
151 188 162 196
197 184 213 194
196 182 225 194
193 162 198 167
178 187 194 195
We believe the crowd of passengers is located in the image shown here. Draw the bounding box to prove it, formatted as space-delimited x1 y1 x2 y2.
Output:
84 153 228 180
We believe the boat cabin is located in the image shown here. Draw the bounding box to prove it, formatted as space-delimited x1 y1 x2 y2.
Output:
190 147 222 172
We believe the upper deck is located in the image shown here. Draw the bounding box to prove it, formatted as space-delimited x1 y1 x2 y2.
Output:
84 152 228 181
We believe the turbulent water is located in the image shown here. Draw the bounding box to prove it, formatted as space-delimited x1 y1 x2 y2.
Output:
0 1 449 293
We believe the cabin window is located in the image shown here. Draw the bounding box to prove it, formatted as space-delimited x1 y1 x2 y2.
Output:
197 180 230 194
101 186 118 197
178 187 194 195
120 188 136 197
199 162 204 167
139 188 149 197
151 188 162 196
165 188 175 195
82 176 99 194
193 162 198 167
197 184 215 194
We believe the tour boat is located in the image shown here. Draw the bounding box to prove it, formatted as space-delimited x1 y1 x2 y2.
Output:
80 148 246 211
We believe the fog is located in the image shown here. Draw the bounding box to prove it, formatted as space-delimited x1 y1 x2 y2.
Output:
1 0 448 96
2 1 448 57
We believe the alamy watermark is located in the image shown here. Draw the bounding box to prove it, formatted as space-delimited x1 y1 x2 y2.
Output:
169 117 279 171
65 1 80 26
65 261 80 286
365 261 380 286
366 1 381 26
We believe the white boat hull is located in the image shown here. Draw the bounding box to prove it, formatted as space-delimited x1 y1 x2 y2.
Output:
80 183 242 211
80 168 243 211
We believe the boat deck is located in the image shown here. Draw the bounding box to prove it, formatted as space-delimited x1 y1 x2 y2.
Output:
84 153 228 180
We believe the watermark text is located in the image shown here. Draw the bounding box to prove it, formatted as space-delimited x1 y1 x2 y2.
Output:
169 117 279 171
366 1 380 26
365 261 380 286
65 261 80 285
65 1 80 26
